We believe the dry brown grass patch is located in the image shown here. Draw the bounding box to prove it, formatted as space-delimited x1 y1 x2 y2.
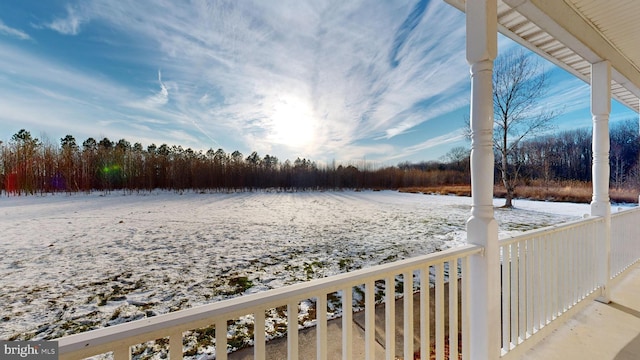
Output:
399 185 471 197
400 182 638 204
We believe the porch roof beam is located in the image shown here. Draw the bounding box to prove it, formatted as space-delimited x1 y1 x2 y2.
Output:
445 0 640 112
502 0 640 99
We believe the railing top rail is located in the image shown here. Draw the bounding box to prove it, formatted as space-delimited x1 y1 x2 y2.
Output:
611 205 640 219
498 214 605 246
58 244 482 355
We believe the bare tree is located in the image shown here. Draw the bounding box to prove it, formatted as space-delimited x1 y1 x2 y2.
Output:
610 119 640 189
441 146 470 172
493 49 558 207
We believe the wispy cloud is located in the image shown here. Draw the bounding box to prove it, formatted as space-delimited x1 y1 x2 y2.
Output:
63 0 472 160
127 70 169 109
45 4 87 35
383 131 467 162
0 41 207 149
0 42 125 101
536 74 591 120
0 20 31 40
389 0 429 68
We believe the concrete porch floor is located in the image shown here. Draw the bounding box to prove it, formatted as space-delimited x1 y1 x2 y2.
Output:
522 263 640 360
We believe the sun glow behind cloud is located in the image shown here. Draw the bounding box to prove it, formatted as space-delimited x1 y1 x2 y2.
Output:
269 96 318 149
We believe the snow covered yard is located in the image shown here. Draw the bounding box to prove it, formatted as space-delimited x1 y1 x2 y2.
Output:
0 190 589 354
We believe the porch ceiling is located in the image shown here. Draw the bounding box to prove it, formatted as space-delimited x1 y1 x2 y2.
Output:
445 0 640 113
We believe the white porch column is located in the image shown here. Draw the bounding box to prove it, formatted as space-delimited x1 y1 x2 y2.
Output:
466 0 500 358
590 60 612 303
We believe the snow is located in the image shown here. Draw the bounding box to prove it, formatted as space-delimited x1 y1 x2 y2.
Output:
0 190 595 349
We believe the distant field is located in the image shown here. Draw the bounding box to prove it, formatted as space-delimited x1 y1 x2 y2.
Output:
0 190 587 355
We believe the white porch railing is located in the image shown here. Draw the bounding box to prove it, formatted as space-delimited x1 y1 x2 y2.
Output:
611 207 640 278
498 216 605 359
58 244 482 360
56 207 640 360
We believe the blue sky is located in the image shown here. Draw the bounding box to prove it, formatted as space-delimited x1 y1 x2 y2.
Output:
0 0 637 165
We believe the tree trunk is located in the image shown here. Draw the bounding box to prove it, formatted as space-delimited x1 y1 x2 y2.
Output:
503 188 513 207
501 150 514 208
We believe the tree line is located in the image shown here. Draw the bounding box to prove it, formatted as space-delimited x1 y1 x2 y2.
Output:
511 119 640 189
0 130 468 195
1 119 638 196
398 119 640 191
